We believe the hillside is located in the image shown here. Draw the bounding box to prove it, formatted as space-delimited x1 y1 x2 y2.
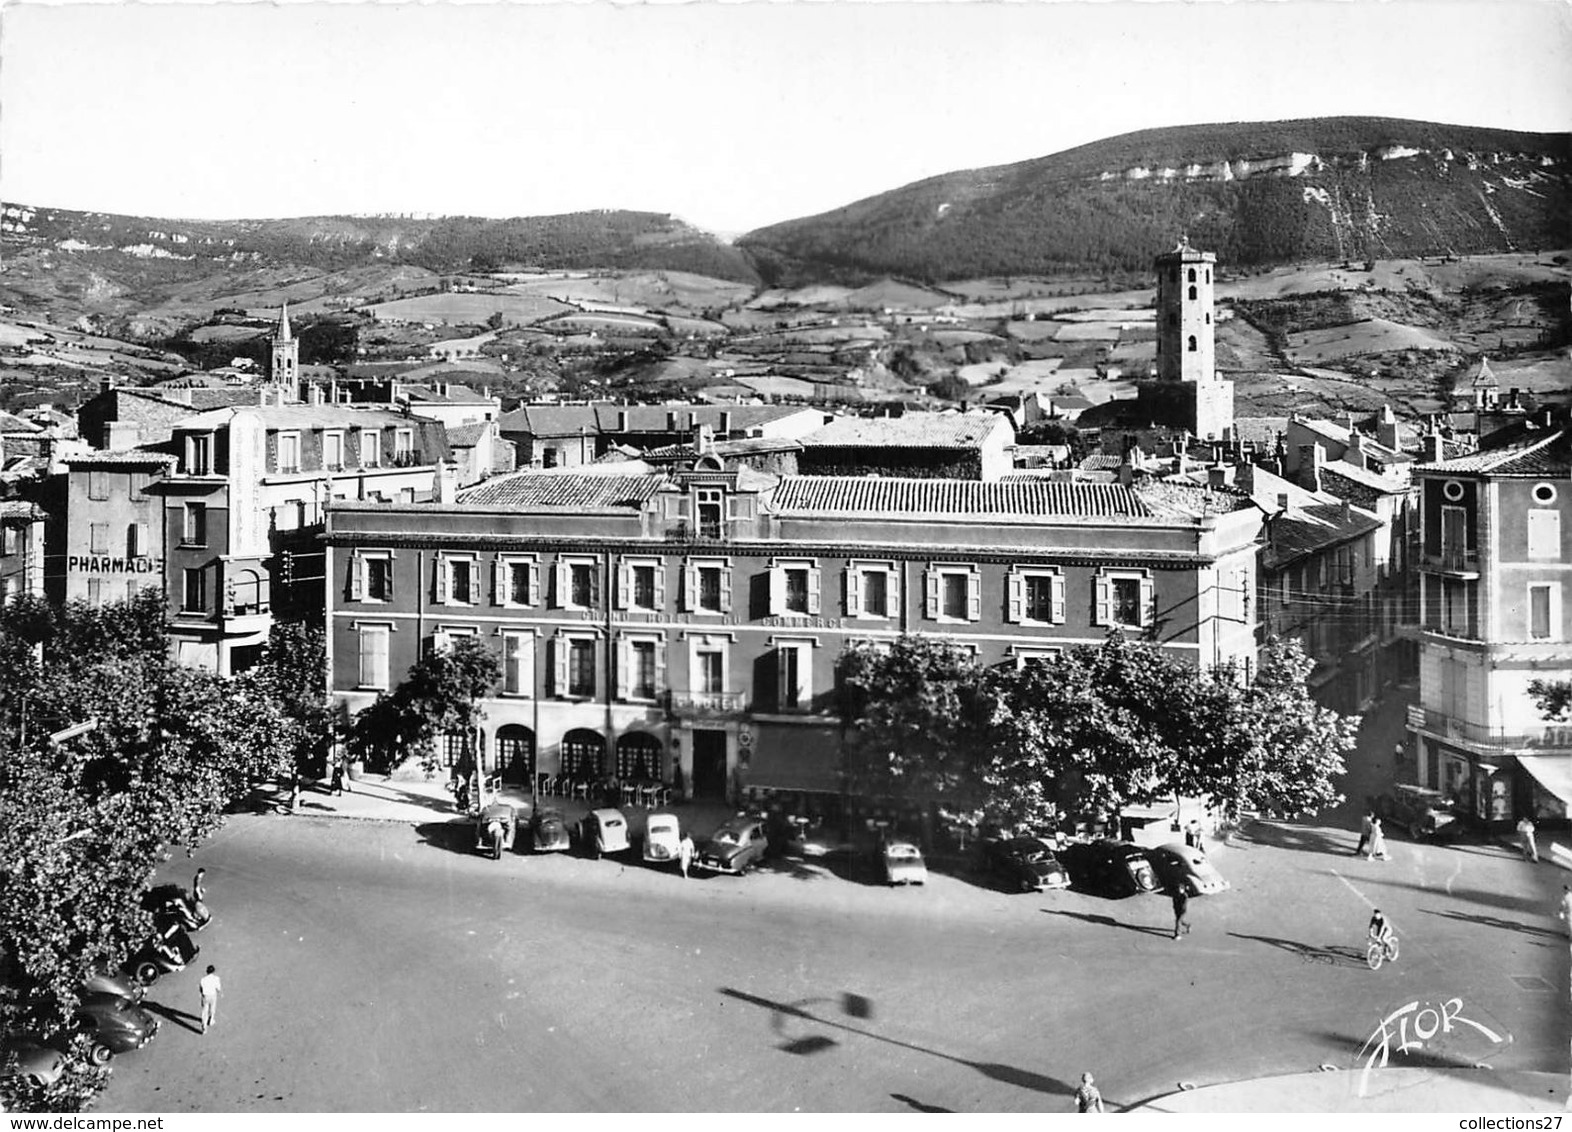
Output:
0 205 759 323
738 117 1572 285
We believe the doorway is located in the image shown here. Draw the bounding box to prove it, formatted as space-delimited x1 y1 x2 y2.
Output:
691 729 728 799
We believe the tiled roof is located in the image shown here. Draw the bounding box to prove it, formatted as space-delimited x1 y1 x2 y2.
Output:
1318 461 1409 494
456 471 666 510
0 500 45 521
495 402 817 437
799 413 1007 450
175 405 419 429
445 422 489 448
402 384 493 404
771 476 1153 518
62 450 176 468
1266 502 1383 568
1294 418 1353 445
1078 453 1123 472
0 410 42 433
1417 426 1572 476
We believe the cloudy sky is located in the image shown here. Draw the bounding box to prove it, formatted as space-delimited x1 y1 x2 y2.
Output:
2 0 1568 235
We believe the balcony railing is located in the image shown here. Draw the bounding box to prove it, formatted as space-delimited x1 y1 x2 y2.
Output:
1414 706 1572 751
1419 548 1480 576
666 689 746 719
392 451 423 468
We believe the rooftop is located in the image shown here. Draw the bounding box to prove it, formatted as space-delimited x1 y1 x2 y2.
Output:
800 412 1008 450
1417 423 1572 477
175 405 425 430
62 450 177 468
455 470 668 511
768 475 1246 521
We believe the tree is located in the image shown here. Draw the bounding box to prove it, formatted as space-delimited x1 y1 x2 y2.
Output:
347 635 499 777
1528 678 1572 722
837 636 991 806
0 592 297 1112
245 621 333 780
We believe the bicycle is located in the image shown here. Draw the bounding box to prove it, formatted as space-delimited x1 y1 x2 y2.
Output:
1366 931 1400 970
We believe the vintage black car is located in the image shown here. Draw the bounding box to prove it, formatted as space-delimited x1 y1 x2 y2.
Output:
983 836 1070 893
1376 784 1460 841
1059 840 1158 898
695 816 770 875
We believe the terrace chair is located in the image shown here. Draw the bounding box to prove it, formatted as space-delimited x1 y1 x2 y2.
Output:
536 773 551 797
638 782 657 809
573 779 590 802
620 781 637 807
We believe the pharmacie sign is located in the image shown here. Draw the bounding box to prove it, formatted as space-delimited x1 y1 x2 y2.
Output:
68 555 163 574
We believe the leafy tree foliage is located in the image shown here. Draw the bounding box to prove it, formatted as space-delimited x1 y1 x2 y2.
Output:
346 635 500 776
0 593 297 1111
1529 678 1572 722
837 632 1352 835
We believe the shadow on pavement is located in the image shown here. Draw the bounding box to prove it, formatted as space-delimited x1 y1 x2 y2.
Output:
414 820 474 855
1228 931 1368 968
141 999 203 1035
1420 907 1564 940
720 986 1075 1099
1042 909 1172 937
1347 875 1550 916
891 1093 953 1113
1243 821 1354 857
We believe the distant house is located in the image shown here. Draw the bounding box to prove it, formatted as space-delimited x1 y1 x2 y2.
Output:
797 412 1014 481
495 402 826 470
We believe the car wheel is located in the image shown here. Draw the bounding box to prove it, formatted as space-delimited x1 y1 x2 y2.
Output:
134 961 160 986
1020 877 1034 893
89 1042 114 1067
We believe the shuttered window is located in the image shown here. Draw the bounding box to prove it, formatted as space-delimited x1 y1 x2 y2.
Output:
1006 568 1065 625
1093 569 1154 628
768 558 820 616
358 624 390 689
925 564 980 622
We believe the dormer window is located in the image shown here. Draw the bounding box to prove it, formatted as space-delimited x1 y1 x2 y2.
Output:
323 431 345 472
360 429 381 468
277 432 301 475
696 488 723 539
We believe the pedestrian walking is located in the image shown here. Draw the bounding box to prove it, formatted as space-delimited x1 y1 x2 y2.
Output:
678 832 695 879
191 867 206 906
1170 885 1190 940
1185 819 1206 856
198 965 222 1034
1559 885 1572 938
330 762 345 796
1366 817 1390 862
1517 816 1539 862
1074 1072 1104 1113
1354 809 1374 856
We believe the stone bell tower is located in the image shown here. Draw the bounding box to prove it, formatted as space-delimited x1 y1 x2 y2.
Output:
270 302 299 387
1149 239 1232 440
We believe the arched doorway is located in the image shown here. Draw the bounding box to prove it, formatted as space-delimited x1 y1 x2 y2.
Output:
616 732 663 782
561 728 605 780
495 725 536 786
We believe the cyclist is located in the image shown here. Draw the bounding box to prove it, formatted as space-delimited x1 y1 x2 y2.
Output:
1368 908 1394 950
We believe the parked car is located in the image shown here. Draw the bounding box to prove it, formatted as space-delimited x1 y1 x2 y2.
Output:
530 806 571 853
643 812 682 866
1377 784 1460 841
146 883 210 933
695 816 770 875
1059 840 1158 897
578 808 631 858
83 964 143 1004
474 802 517 859
984 836 1070 893
127 923 198 987
880 839 928 886
1146 843 1229 895
0 1038 67 1088
74 993 158 1066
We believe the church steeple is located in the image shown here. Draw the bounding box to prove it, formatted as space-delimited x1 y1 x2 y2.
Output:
270 302 299 386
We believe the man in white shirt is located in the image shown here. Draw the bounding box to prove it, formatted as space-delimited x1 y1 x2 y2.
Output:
198 965 223 1034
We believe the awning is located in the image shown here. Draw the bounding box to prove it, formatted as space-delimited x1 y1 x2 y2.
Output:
744 724 842 793
1517 755 1572 808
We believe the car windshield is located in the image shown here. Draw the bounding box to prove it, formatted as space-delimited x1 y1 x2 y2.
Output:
713 828 743 845
603 818 624 829
648 820 676 835
886 845 919 859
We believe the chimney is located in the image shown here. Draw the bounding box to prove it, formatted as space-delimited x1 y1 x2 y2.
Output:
435 460 457 505
1118 459 1134 487
1422 433 1444 463
1207 465 1230 488
719 410 732 434
1341 498 1351 523
309 384 325 407
666 410 679 432
1376 404 1399 451
696 423 715 454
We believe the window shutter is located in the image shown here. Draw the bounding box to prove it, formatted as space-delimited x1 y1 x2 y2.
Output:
552 636 568 696
434 556 449 604
554 558 568 608
527 562 541 606
1139 575 1155 626
654 637 667 695
385 558 395 602
1094 575 1111 626
492 558 504 606
720 563 733 613
845 566 862 616
653 563 666 609
886 567 902 617
616 558 630 610
615 638 630 701
682 560 696 612
1051 572 1066 624
1006 570 1024 623
807 567 821 615
590 563 602 607
130 522 149 557
966 570 981 621
769 565 784 616
348 552 364 601
924 569 939 620
775 647 789 710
